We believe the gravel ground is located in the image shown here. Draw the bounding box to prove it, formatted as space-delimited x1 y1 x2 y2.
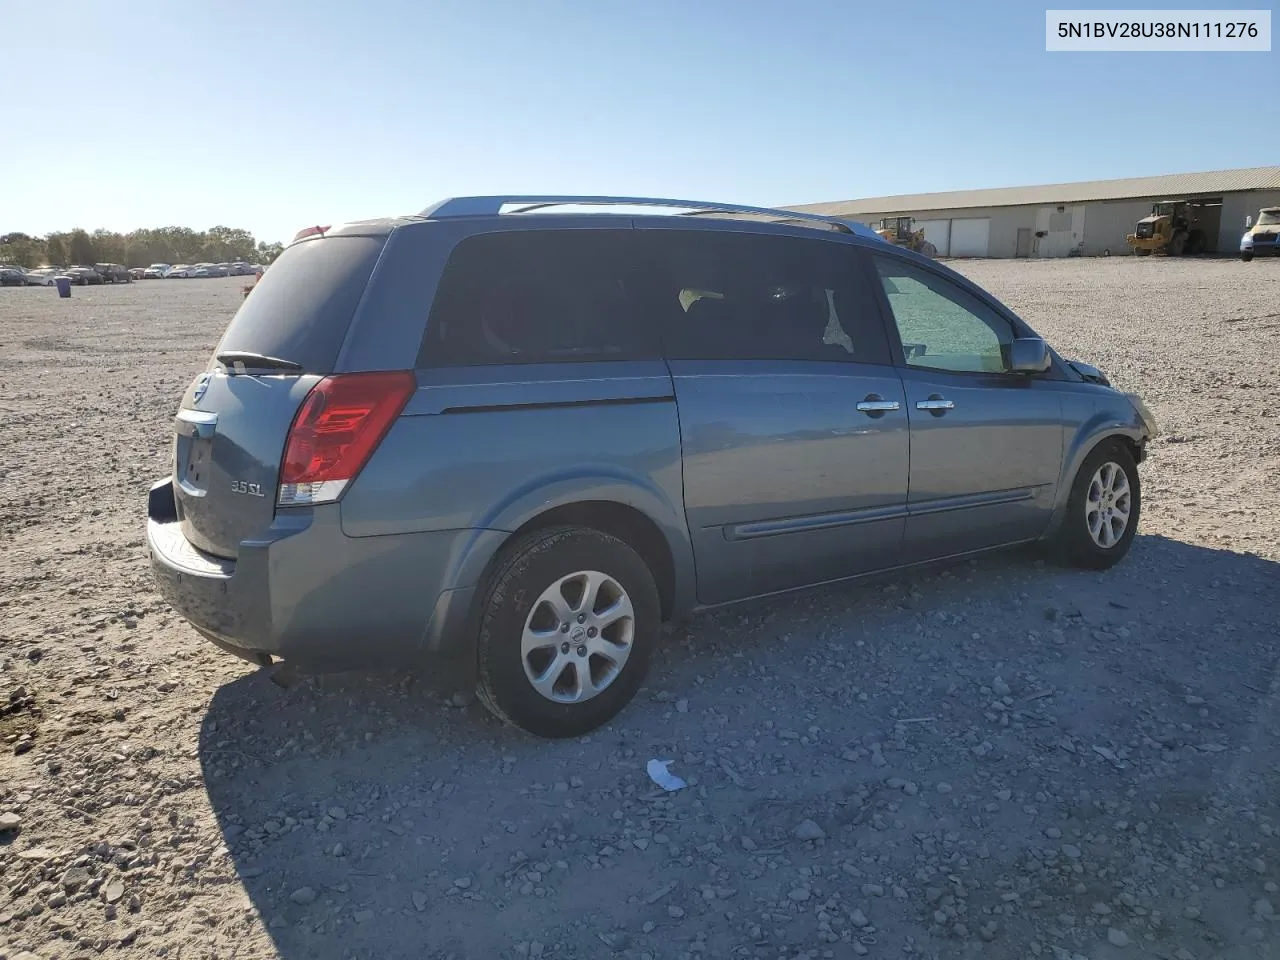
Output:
1 258 1278 960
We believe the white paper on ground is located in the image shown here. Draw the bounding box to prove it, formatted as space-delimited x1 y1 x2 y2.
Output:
646 759 687 792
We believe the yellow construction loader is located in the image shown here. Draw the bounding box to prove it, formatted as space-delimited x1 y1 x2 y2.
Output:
875 217 938 257
1126 200 1207 256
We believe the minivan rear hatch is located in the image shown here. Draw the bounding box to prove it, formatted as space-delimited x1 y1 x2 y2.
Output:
172 232 388 559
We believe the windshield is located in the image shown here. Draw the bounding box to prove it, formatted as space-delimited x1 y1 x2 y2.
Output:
1258 210 1280 226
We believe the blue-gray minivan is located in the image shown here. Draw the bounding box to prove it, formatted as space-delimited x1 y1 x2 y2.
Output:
147 196 1157 737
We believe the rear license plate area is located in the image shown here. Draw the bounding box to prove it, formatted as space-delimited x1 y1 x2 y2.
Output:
177 434 212 494
173 409 219 501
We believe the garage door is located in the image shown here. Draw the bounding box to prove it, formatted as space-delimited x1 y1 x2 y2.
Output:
949 218 990 257
913 219 951 256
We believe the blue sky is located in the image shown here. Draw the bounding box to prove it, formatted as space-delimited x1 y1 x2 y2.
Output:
4 0 1276 242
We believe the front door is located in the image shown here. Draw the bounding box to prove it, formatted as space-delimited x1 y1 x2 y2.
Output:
638 225 910 605
866 252 1064 563
1015 228 1032 258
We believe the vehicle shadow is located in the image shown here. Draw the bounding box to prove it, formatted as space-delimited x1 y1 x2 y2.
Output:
198 533 1280 959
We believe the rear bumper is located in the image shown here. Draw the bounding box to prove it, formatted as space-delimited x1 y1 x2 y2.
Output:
146 478 500 670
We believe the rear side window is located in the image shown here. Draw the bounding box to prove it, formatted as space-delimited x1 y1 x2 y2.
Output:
640 230 891 365
418 230 653 367
215 235 386 374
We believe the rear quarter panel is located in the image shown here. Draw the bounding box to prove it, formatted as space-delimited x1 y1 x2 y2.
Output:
338 361 694 607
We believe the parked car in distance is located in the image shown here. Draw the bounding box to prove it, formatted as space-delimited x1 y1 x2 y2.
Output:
1241 207 1280 261
147 195 1157 738
130 267 147 280
24 268 57 286
165 264 196 278
142 263 171 279
0 266 26 286
63 266 103 285
229 262 253 276
94 263 132 283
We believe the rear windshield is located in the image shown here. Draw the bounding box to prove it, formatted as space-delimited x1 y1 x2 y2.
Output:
215 235 386 373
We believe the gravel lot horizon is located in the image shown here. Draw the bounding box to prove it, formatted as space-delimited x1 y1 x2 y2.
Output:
1 258 1278 960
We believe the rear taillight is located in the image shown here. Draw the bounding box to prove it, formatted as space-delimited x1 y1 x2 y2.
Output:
278 371 416 506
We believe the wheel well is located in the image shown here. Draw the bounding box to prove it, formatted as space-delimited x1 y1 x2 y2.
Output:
507 501 676 620
1090 433 1144 467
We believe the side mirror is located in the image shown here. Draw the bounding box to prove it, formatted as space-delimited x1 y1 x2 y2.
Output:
1245 215 1254 228
1007 337 1052 374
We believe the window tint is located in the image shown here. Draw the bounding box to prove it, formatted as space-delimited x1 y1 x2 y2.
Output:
216 235 386 374
871 256 1014 374
642 231 890 364
419 230 652 367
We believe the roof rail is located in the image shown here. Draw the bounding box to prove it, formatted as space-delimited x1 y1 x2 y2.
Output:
419 195 881 240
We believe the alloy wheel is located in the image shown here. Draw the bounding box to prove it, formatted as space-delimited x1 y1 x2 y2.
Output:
520 570 635 704
1085 461 1131 548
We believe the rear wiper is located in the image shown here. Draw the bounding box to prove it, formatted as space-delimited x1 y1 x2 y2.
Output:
215 351 303 372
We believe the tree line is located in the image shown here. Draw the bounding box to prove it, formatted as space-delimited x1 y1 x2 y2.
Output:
0 227 285 269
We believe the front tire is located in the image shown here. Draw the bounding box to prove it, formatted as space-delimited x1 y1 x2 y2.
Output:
1048 441 1141 570
475 526 660 738
1242 252 1254 262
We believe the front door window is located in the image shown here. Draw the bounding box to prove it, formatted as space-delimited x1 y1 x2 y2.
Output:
872 257 1014 374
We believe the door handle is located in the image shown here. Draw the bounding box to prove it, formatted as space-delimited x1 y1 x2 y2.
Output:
855 395 900 418
916 396 955 414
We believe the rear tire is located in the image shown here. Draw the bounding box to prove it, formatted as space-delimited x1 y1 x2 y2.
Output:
1047 441 1141 570
475 526 660 738
1242 253 1254 262
1134 248 1151 257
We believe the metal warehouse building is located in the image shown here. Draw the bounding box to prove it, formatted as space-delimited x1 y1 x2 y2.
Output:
792 165 1280 258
